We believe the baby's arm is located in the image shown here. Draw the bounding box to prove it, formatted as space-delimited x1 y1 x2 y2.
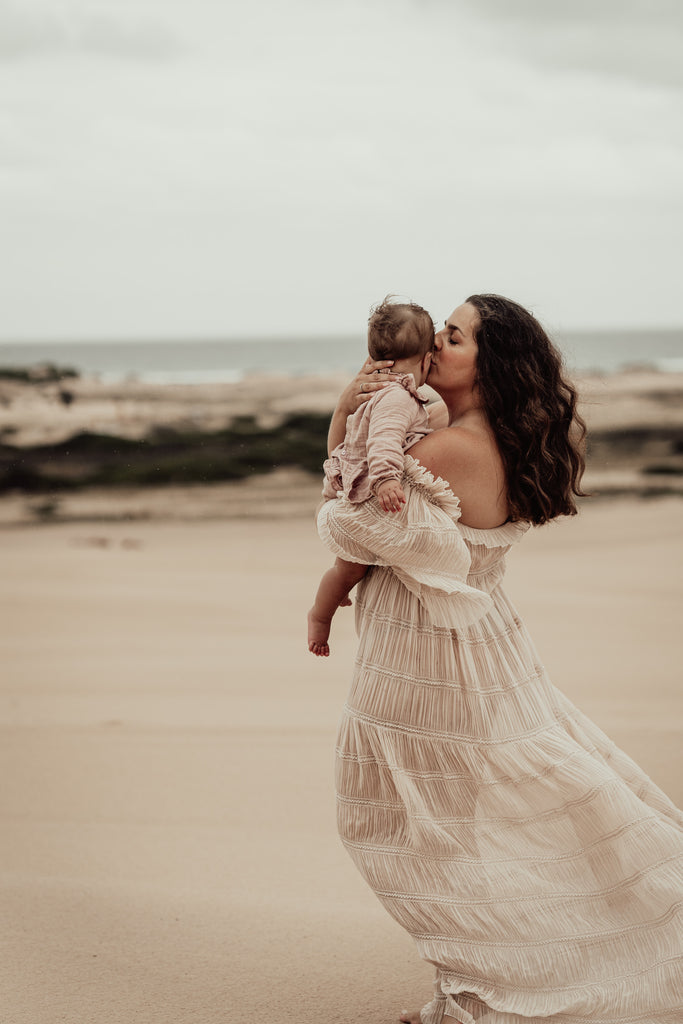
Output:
366 387 414 512
328 359 398 454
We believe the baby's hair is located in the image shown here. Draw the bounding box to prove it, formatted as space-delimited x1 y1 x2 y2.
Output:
368 296 435 362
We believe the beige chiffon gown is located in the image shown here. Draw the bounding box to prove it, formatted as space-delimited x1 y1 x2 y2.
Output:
317 456 683 1024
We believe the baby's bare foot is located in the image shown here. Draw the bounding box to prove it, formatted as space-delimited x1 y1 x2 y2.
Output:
308 608 331 657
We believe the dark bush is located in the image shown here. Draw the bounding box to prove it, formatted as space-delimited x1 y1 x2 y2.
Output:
0 412 330 493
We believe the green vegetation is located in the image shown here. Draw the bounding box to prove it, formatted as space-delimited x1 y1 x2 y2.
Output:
0 413 330 493
641 463 683 476
0 364 79 383
5 413 680 498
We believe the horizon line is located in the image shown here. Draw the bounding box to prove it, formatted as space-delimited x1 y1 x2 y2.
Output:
1 325 683 346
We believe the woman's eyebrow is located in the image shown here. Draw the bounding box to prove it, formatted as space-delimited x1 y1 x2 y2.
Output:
444 321 463 334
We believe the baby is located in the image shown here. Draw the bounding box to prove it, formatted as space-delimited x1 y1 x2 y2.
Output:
307 297 434 656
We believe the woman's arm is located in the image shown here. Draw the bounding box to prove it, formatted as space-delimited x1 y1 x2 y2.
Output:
327 405 350 456
327 359 398 455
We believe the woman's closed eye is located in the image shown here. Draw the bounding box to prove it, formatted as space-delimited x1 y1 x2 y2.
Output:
442 322 461 344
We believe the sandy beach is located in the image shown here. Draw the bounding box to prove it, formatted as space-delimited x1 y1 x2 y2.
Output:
1 494 681 1023
1 366 682 1022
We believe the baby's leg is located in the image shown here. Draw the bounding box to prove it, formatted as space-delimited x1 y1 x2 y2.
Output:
308 557 367 656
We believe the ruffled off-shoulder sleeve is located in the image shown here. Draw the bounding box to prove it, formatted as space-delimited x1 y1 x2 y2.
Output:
317 455 494 629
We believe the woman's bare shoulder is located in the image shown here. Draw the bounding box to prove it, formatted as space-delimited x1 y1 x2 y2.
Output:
410 424 488 470
409 426 509 527
425 399 449 430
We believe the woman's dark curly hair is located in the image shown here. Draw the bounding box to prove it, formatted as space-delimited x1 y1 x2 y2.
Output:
466 294 587 525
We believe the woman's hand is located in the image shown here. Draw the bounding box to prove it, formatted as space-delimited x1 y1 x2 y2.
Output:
328 359 398 454
340 358 398 414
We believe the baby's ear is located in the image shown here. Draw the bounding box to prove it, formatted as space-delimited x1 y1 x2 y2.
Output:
422 350 432 370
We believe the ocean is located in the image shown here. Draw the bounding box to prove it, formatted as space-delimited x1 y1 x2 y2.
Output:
0 329 682 385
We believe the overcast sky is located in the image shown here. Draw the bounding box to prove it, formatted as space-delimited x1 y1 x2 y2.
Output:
1 0 682 339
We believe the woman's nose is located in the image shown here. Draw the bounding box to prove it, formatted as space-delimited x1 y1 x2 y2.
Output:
434 330 444 350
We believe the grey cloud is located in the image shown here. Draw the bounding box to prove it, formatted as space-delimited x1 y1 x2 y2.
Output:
456 0 681 24
0 0 181 60
420 0 683 90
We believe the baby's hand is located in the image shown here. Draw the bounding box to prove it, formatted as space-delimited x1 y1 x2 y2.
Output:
376 479 406 513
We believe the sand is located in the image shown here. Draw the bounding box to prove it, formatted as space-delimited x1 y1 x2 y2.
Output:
1 366 682 1020
1 496 681 1023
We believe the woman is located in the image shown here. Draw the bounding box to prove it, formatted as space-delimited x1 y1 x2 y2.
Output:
318 295 683 1024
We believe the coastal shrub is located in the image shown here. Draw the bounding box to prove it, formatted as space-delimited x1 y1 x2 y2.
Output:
47 431 145 456
0 461 45 491
0 411 330 492
641 463 683 476
0 458 80 492
0 364 79 383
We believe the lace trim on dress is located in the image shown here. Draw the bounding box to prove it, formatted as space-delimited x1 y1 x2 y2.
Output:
403 454 531 549
401 454 462 518
457 518 530 548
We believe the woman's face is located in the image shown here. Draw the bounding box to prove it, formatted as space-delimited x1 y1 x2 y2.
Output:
428 302 479 396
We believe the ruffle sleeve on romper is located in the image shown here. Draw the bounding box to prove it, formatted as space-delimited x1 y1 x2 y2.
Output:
317 455 494 630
